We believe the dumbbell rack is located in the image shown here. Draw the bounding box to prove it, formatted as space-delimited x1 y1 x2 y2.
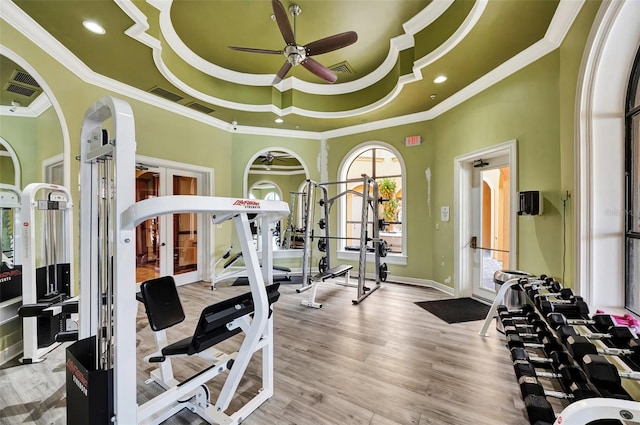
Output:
481 275 640 424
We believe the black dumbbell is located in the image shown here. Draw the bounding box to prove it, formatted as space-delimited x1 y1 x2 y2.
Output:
503 321 548 339
546 312 616 332
582 354 636 400
556 325 636 348
518 375 601 401
498 304 535 318
529 288 583 308
566 335 640 363
511 347 573 367
519 275 553 290
512 355 589 391
540 299 590 316
524 394 555 425
507 332 565 355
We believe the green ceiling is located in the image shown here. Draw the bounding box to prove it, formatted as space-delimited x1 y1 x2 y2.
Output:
6 0 562 133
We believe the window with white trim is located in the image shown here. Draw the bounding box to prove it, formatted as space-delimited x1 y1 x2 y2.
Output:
340 145 404 255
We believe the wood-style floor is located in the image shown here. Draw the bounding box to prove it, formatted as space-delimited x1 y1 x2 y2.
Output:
0 279 537 425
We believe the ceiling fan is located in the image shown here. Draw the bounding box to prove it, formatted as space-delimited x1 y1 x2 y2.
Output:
228 0 357 84
258 151 289 164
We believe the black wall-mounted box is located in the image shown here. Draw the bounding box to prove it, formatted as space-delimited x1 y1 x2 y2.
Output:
518 191 543 215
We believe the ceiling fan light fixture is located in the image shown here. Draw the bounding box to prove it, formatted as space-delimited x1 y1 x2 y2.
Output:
434 75 447 84
82 20 106 35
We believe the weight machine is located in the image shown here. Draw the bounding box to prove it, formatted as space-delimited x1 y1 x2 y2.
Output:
0 184 22 328
72 96 289 425
19 182 74 363
209 244 291 290
298 175 387 307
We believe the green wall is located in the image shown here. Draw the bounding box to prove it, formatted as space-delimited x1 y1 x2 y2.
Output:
326 122 434 280
0 0 600 319
0 115 37 185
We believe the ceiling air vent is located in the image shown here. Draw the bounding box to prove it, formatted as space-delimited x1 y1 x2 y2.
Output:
185 102 215 114
5 83 36 97
149 86 184 102
11 70 40 88
328 61 354 75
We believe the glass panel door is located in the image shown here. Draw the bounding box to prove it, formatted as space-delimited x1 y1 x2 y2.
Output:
169 170 200 285
135 169 161 283
472 155 511 300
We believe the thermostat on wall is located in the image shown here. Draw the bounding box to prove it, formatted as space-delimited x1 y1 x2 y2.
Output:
441 206 450 222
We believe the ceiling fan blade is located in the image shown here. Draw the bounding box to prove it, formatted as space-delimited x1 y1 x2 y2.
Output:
272 61 292 85
272 0 296 45
302 57 337 83
305 31 358 56
228 46 283 55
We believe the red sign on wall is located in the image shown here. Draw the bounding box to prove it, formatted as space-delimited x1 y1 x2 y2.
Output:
404 135 422 147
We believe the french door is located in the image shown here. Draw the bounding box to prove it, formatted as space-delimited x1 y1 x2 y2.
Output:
135 166 202 285
471 154 511 300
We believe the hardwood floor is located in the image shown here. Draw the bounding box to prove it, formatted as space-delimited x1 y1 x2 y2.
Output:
0 280 534 424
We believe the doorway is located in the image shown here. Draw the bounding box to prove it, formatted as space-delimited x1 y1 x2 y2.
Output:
135 165 204 286
454 140 517 301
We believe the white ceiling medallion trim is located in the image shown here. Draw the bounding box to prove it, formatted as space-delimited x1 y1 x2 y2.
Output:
115 0 161 50
147 0 274 87
131 0 457 96
411 0 487 75
152 50 279 114
1 0 585 140
321 0 585 139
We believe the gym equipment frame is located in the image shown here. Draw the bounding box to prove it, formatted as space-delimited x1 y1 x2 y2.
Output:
20 182 74 363
77 96 289 425
298 176 385 307
0 184 22 327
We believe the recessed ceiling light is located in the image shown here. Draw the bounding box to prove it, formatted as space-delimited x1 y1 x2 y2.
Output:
275 118 283 123
83 20 106 35
434 75 447 84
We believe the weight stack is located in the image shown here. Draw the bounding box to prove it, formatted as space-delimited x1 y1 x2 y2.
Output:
66 336 113 425
37 293 65 348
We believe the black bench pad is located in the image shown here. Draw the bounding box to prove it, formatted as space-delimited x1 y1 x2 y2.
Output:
312 265 353 282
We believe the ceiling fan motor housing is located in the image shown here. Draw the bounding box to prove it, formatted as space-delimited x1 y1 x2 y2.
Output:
284 45 306 66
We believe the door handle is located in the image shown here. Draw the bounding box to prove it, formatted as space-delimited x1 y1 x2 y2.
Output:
160 242 166 247
470 236 477 249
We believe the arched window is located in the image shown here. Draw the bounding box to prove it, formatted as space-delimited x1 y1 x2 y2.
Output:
625 46 640 314
338 143 406 263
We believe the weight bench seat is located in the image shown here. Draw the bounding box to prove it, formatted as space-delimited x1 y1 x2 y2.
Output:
312 265 353 282
140 276 281 357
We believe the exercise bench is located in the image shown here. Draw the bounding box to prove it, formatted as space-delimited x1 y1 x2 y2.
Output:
298 264 353 308
137 275 281 423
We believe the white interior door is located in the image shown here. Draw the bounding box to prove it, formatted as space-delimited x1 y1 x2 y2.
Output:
471 154 511 301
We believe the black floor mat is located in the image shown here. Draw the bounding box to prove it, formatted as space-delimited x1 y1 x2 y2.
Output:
231 275 303 286
414 297 490 324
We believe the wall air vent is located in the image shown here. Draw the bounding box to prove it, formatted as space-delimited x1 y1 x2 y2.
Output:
328 61 354 74
185 102 215 114
5 83 36 97
149 86 184 102
11 70 40 88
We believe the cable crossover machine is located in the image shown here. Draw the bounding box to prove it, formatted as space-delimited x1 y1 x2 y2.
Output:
0 184 22 332
18 182 75 364
297 175 389 308
65 96 289 425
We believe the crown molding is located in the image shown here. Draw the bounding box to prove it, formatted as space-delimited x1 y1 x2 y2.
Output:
0 0 584 140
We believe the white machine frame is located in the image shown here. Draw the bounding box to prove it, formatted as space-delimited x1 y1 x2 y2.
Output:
20 182 74 363
210 243 291 289
0 184 22 326
79 96 288 425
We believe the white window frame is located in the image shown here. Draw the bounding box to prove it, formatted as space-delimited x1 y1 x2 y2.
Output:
336 142 407 265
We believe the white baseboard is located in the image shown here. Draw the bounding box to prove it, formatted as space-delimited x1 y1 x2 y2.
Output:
0 341 23 366
387 275 454 296
358 272 454 296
